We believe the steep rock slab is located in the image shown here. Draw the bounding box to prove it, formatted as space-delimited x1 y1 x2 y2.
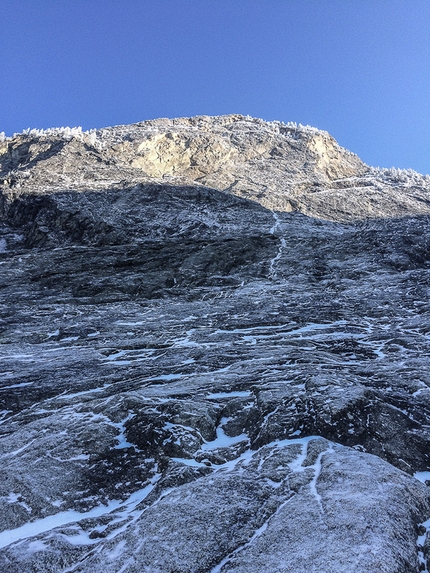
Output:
1 116 430 572
0 438 428 573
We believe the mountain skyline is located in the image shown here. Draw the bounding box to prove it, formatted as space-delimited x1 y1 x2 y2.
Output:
2 0 430 174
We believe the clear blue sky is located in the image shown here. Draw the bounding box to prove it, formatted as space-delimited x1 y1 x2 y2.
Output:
1 1 430 173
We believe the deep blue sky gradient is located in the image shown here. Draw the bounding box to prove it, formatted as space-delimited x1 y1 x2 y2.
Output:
1 1 430 173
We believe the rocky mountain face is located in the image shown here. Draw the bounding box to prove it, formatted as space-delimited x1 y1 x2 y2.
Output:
0 114 430 572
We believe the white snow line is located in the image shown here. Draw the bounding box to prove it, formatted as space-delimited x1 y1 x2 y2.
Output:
210 490 295 573
0 478 160 550
413 386 430 398
1 438 37 459
206 391 252 399
201 417 248 451
308 445 334 513
209 320 348 338
171 457 207 468
1 382 34 389
0 354 36 362
210 436 332 572
148 373 184 382
113 413 137 450
269 211 286 279
286 438 310 472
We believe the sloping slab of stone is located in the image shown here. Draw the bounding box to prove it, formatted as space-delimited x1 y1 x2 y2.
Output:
1 115 430 572
2 438 427 573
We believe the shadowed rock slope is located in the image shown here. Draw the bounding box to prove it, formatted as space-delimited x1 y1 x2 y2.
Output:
0 115 430 572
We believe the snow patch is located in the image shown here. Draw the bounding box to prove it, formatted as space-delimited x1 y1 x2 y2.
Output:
415 472 430 483
0 477 160 550
207 391 252 399
201 418 248 451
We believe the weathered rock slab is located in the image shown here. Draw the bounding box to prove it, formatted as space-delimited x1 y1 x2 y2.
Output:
0 115 430 572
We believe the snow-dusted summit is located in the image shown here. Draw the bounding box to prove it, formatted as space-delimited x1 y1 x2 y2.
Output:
2 114 430 221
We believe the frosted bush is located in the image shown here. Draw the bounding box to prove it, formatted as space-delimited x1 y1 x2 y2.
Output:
16 126 84 140
11 125 103 149
369 166 430 186
84 129 99 147
268 120 326 138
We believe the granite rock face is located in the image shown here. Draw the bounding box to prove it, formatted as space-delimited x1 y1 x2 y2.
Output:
0 115 430 572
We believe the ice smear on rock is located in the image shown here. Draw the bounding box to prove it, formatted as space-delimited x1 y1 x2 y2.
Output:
0 477 159 550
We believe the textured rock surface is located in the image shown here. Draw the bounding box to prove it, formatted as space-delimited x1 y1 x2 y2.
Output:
0 115 430 572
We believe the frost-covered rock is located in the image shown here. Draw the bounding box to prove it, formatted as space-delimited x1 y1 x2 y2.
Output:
2 114 430 221
0 115 430 572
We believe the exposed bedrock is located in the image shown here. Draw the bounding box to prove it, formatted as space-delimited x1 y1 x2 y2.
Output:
0 115 430 572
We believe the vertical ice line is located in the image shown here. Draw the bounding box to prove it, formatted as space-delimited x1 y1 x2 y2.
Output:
269 211 286 278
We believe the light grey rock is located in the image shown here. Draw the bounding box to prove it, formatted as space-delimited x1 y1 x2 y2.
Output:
1 438 429 573
0 115 429 572
2 114 430 222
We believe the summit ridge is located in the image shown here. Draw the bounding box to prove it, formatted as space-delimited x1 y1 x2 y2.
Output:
2 114 430 222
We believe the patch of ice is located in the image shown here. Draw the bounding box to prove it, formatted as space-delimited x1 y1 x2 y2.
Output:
210 320 347 338
1 382 34 389
0 476 160 550
415 472 430 483
47 330 60 338
218 448 256 472
308 445 334 512
57 384 112 400
103 350 127 361
51 500 65 508
201 417 248 451
18 500 32 513
26 539 48 553
413 386 430 398
106 539 127 561
0 504 117 549
290 429 301 436
269 211 286 278
0 410 13 424
0 354 35 362
2 439 37 458
59 528 100 546
171 458 206 468
102 348 166 366
148 373 183 382
113 413 137 450
207 391 252 399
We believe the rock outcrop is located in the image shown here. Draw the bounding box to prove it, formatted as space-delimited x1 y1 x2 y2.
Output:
0 115 430 572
